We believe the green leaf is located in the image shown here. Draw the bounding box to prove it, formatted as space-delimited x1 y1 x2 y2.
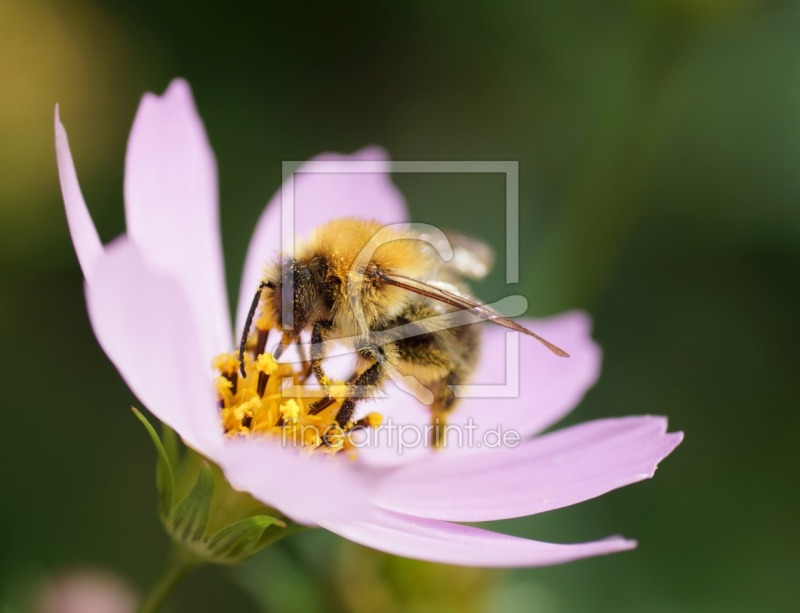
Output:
160 423 181 473
170 462 214 544
207 515 287 561
131 407 175 517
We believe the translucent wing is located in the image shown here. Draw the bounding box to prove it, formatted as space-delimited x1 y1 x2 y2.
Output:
443 229 495 280
378 272 570 357
415 228 495 280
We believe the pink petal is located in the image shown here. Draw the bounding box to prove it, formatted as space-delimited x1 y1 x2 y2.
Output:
449 311 602 439
82 235 374 524
124 79 231 358
235 147 409 333
55 107 103 276
214 438 375 525
355 312 602 468
373 416 684 521
350 384 435 468
57 91 382 525
84 238 221 456
321 507 636 567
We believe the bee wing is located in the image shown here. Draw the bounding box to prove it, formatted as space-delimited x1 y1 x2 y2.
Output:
414 228 495 280
379 272 570 357
444 230 495 280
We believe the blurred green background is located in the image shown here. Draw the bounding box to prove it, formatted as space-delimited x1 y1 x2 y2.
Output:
2 0 799 611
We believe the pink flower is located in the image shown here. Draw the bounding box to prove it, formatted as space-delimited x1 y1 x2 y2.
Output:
55 79 682 567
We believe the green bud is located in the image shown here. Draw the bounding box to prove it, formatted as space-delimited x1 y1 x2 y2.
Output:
132 408 302 566
169 462 213 544
207 515 287 562
131 407 175 516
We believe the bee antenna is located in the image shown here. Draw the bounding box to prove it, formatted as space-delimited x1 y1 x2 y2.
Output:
238 280 274 378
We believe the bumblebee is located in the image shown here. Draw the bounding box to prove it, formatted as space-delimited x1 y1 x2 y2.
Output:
238 218 567 443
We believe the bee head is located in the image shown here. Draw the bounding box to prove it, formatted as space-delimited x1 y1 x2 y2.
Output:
261 256 331 333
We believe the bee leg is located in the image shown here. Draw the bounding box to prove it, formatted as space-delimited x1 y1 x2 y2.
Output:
295 338 313 382
308 321 334 413
310 321 333 385
327 342 394 429
315 360 385 447
333 359 386 429
430 373 458 448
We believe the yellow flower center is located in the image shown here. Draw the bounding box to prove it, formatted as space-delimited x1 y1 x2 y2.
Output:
215 317 381 456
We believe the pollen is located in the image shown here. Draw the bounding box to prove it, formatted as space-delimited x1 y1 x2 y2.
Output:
363 412 383 428
214 332 380 456
213 354 240 376
256 353 279 375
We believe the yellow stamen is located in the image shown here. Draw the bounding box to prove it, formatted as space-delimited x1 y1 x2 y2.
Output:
256 353 279 375
213 354 240 376
280 399 301 422
213 338 381 456
364 412 382 428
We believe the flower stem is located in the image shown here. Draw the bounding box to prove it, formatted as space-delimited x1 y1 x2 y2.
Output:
138 548 201 613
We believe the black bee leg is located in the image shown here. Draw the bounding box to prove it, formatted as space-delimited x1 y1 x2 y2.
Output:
310 321 333 385
308 321 334 413
333 359 386 428
330 343 393 428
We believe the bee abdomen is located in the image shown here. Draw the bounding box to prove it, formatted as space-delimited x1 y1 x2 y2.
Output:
386 300 481 386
